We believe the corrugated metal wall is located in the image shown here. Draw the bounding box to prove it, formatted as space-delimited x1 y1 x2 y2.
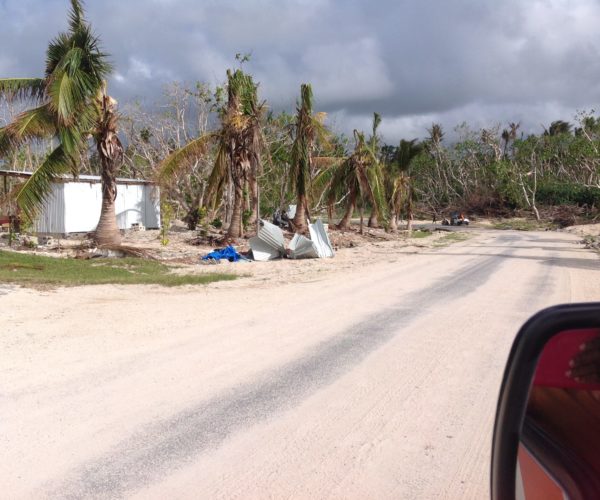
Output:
35 181 161 234
144 185 161 229
63 182 102 233
34 184 66 234
115 184 144 229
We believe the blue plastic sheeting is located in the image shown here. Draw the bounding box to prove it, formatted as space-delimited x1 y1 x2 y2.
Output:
202 245 242 262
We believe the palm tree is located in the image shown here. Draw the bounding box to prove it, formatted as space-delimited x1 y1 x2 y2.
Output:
93 85 124 244
0 0 122 245
545 120 572 136
428 123 444 146
386 139 422 231
501 122 520 158
288 83 329 233
367 112 382 228
426 122 451 202
321 130 387 231
158 69 265 239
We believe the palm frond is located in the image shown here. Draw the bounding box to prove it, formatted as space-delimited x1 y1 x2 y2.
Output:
366 161 389 226
0 78 46 101
396 139 423 172
68 0 85 32
46 33 72 78
289 83 314 198
46 12 111 91
0 128 10 154
311 156 346 170
312 157 347 205
156 132 215 183
0 104 57 154
58 125 87 164
321 159 353 208
47 67 87 125
16 145 76 220
227 69 258 117
310 116 331 147
205 142 228 206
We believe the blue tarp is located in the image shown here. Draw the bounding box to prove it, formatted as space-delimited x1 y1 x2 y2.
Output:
202 245 242 262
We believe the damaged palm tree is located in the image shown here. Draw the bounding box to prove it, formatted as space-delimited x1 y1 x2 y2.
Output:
0 0 123 245
289 84 329 233
386 139 422 231
220 70 263 238
158 69 265 239
321 130 388 231
367 112 382 228
94 86 124 245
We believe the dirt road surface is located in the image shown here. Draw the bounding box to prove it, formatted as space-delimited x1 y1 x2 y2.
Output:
2 230 599 499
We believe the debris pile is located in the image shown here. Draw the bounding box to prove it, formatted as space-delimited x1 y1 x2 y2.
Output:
250 219 335 261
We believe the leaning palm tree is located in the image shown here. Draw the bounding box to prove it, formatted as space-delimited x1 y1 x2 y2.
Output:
0 0 122 245
321 130 388 231
288 83 329 233
158 69 265 239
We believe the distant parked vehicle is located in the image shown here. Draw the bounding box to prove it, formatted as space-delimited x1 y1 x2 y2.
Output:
442 211 470 226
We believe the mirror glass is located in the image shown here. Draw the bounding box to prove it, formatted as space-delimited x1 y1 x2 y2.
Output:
517 329 600 499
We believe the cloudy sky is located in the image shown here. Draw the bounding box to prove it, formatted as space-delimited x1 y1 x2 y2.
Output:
1 0 600 143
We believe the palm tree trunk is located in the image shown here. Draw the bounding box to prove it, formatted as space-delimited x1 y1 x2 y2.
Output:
359 205 364 235
224 174 233 226
247 172 258 227
94 92 123 246
336 188 356 231
227 184 244 238
406 191 414 233
389 211 398 231
368 209 378 228
95 165 121 245
292 193 308 233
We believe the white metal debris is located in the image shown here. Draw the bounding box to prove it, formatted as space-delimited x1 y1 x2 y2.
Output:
249 236 281 261
287 204 297 219
259 220 286 252
288 234 318 259
308 219 335 258
249 220 286 261
249 218 334 261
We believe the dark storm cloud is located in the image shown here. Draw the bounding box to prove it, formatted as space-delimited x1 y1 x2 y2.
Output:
2 0 600 142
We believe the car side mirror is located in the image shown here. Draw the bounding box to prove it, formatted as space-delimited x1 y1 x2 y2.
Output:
491 303 600 500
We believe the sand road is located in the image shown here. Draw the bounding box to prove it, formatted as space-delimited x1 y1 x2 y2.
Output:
1 230 599 499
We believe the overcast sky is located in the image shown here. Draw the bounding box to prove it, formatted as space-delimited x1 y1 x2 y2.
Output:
2 0 600 143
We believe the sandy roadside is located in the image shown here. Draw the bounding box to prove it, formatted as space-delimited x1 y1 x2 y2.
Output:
1 227 599 499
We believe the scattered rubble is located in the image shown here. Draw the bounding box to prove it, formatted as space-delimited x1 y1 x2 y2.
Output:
249 219 335 261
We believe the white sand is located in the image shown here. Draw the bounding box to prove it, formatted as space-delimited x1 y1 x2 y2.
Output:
1 228 599 499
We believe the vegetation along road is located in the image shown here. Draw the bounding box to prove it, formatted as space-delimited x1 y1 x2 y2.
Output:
2 229 599 499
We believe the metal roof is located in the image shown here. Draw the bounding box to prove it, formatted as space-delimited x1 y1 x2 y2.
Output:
0 169 156 185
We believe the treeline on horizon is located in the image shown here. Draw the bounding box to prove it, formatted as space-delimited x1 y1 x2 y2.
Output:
2 51 599 237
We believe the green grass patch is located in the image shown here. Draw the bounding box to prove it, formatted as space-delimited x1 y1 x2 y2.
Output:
409 229 433 239
0 250 238 288
492 219 554 231
433 232 471 247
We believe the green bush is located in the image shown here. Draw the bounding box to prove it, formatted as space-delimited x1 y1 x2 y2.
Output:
160 202 174 246
536 183 600 207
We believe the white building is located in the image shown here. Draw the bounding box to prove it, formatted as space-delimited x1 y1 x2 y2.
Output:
0 170 160 235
